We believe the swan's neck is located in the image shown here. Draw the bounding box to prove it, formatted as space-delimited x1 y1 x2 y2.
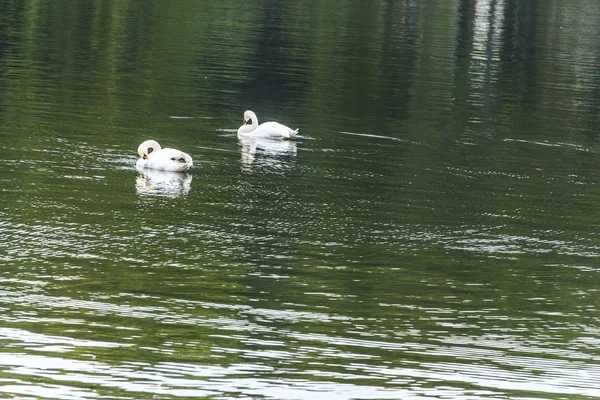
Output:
248 116 258 130
241 116 258 133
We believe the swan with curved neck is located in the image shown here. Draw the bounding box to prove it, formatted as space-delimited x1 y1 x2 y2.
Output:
136 140 193 172
237 110 298 140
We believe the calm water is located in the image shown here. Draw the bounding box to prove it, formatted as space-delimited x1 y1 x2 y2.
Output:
1 0 600 399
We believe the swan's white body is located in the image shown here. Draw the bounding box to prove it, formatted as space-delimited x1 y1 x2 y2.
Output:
136 140 193 172
237 110 298 140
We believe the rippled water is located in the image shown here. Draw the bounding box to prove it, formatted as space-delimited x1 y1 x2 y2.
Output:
2 0 600 399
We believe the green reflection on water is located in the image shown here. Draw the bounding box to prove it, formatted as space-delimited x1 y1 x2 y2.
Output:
1 0 600 399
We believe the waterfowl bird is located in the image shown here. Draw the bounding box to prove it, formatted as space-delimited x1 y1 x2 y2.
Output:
237 110 298 140
136 140 193 172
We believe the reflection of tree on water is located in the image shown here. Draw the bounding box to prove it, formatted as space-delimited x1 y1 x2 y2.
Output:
239 136 297 172
135 167 192 198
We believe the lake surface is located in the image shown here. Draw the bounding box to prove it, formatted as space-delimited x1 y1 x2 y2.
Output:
1 0 600 399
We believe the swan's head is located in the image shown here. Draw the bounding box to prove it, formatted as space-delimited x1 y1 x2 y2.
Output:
242 110 257 126
138 140 161 160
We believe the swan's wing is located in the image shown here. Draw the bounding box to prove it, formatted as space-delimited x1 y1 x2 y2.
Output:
145 148 193 171
261 122 298 139
161 148 193 164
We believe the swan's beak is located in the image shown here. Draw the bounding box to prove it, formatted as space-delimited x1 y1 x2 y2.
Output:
143 154 149 160
242 119 247 125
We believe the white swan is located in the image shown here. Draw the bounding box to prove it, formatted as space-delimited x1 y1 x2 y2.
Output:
136 140 193 172
237 110 298 140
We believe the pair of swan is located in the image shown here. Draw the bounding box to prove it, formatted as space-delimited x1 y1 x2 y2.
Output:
136 110 297 172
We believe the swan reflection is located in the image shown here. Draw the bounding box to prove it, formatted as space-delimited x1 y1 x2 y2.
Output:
240 136 297 170
135 167 192 197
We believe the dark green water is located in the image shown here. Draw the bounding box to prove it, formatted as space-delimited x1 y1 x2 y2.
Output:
1 0 600 399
